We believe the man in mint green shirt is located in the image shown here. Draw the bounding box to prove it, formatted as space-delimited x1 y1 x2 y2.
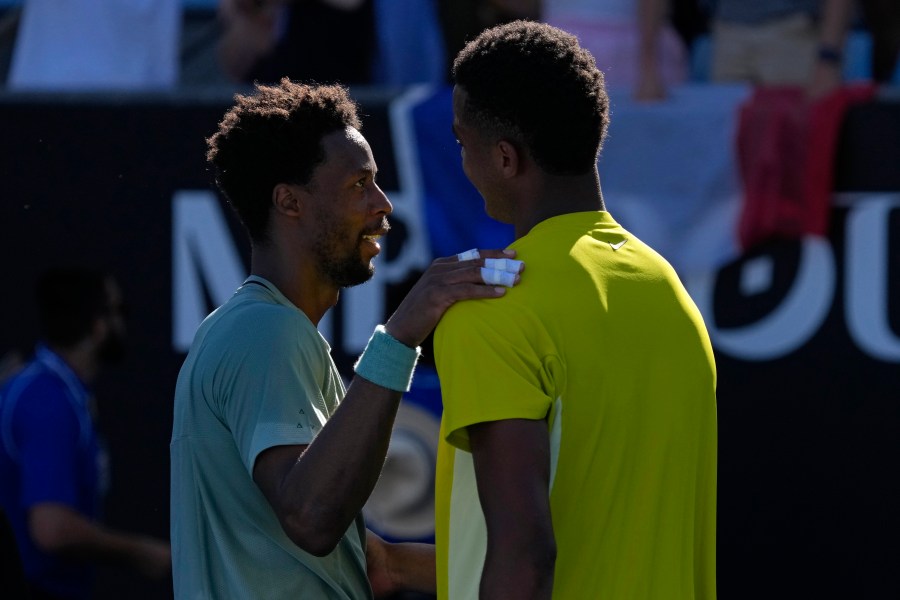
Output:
170 79 519 598
171 276 367 598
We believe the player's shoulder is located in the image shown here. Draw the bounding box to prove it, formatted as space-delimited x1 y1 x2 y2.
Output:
438 291 540 347
219 290 312 332
192 296 315 366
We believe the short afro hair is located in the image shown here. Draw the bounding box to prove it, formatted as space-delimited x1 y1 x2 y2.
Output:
206 78 361 243
452 20 609 176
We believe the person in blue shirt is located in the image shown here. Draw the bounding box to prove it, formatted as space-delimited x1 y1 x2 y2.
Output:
0 267 170 600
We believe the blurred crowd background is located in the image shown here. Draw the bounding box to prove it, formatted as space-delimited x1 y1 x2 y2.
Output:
0 0 897 95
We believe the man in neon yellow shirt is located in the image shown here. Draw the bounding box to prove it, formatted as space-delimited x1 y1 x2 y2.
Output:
433 21 718 599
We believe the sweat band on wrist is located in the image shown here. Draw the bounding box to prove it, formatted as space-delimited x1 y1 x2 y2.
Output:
353 325 421 392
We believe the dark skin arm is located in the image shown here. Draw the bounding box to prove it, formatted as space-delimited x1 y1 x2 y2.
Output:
365 529 436 598
253 250 519 558
252 377 402 556
28 503 170 579
360 420 557 599
635 0 669 101
808 0 855 98
470 418 556 599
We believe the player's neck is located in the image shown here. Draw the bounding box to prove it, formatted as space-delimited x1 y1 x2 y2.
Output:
250 243 338 326
514 171 605 239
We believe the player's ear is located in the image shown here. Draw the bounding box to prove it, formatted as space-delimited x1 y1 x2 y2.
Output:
272 183 303 217
495 139 521 178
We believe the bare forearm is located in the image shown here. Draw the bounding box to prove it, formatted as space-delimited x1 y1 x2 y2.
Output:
479 543 556 600
30 504 163 569
637 0 666 69
807 0 853 96
216 0 280 81
471 419 556 599
387 542 436 594
217 34 263 82
480 509 556 599
819 0 853 48
269 378 403 554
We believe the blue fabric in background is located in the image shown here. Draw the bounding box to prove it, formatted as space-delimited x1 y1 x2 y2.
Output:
371 0 446 86
598 83 750 275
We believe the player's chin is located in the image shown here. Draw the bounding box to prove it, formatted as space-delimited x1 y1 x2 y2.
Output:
359 254 377 280
358 247 379 273
338 263 375 289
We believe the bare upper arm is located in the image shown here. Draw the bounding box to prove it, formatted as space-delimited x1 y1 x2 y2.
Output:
252 444 308 517
468 418 557 597
468 418 553 537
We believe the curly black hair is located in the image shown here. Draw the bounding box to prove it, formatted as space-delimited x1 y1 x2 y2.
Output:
206 78 361 243
452 20 609 176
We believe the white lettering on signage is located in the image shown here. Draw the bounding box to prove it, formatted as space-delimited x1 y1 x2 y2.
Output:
845 195 900 361
687 194 899 362
689 236 835 360
171 190 247 352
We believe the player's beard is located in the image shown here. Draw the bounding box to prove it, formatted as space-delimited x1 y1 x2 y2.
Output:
313 218 385 288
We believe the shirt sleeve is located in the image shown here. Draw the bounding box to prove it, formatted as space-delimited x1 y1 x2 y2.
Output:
434 298 561 452
218 308 333 475
13 377 83 508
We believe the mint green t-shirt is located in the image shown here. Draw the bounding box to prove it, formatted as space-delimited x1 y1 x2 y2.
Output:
434 212 717 599
170 277 370 599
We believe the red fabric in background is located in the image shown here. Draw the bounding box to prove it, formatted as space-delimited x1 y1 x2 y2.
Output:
736 84 877 250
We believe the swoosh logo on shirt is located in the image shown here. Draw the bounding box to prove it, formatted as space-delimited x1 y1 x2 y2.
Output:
610 239 628 251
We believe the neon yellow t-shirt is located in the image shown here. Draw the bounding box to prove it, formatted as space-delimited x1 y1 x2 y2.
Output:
434 211 717 599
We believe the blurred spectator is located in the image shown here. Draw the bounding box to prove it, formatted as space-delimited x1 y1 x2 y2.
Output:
714 1 879 250
0 267 170 600
437 0 538 82
541 0 690 100
371 0 446 86
859 0 900 83
710 0 856 98
669 0 713 54
217 0 375 85
6 0 180 91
